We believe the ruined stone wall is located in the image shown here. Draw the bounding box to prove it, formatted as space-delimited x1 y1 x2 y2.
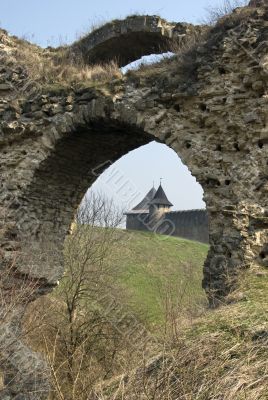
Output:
1 2 268 397
1 4 268 301
1 3 267 288
70 15 204 66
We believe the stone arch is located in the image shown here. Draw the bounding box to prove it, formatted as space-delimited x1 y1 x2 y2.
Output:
1 2 268 397
10 99 208 281
17 117 155 282
70 15 204 66
3 85 262 301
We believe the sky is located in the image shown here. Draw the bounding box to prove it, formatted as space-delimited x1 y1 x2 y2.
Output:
88 142 205 212
1 0 227 212
1 1 223 47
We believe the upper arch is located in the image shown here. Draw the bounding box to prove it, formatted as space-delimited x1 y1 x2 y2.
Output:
70 15 204 67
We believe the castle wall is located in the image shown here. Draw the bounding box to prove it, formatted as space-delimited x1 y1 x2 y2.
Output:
165 210 209 243
126 213 149 232
126 210 209 243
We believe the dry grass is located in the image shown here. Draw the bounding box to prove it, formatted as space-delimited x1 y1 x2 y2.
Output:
125 29 204 84
19 226 268 399
3 1 252 90
93 270 268 399
21 227 207 399
2 0 255 93
1 31 122 91
16 45 122 86
16 242 268 400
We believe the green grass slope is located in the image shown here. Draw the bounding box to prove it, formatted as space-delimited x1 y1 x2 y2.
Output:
98 270 268 400
109 230 209 326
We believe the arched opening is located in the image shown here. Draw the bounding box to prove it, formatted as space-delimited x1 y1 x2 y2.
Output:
18 120 153 243
70 15 192 67
20 131 209 398
78 139 209 318
86 141 208 240
16 119 209 283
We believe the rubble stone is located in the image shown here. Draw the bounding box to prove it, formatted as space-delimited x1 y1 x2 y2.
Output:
1 2 268 398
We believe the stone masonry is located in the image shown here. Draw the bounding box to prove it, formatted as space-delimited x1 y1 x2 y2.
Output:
0 1 268 397
70 15 204 66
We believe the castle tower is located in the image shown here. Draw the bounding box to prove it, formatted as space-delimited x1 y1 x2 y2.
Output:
125 182 208 242
148 183 173 231
125 186 156 230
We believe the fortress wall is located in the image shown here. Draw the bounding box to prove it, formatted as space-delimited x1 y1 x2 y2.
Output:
126 210 209 243
126 213 149 232
165 210 209 243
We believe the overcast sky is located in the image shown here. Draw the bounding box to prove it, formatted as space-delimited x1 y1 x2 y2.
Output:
1 0 230 211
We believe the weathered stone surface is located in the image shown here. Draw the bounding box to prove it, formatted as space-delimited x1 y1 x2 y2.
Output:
0 83 11 91
70 15 205 67
0 1 268 397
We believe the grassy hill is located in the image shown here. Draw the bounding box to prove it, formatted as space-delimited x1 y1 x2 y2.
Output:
93 231 268 398
98 270 268 400
108 230 209 326
25 228 268 399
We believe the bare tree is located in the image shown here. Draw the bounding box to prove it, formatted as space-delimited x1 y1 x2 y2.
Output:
204 0 248 25
24 193 130 399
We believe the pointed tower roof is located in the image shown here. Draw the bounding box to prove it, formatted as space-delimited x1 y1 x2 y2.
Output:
132 187 156 211
125 186 156 214
149 184 173 207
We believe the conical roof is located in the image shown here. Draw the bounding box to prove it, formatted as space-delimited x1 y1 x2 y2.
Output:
125 187 156 214
149 184 173 207
132 187 156 210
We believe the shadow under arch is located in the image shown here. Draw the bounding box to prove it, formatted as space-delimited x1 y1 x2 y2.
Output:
17 118 157 281
22 119 153 241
